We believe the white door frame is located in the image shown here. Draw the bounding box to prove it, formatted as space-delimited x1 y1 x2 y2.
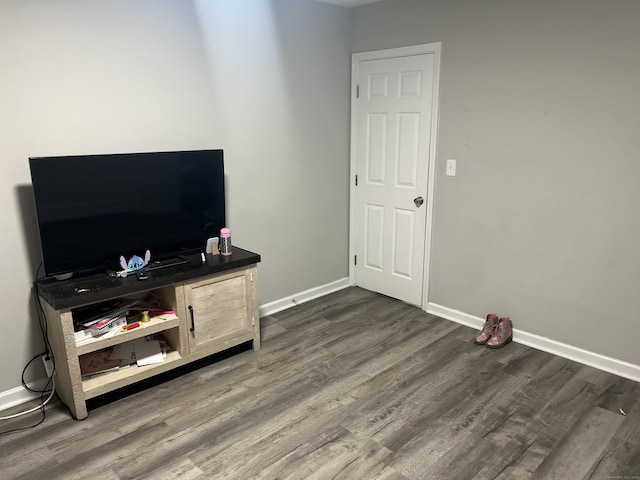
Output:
349 42 441 310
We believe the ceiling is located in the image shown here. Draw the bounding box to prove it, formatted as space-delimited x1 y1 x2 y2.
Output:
313 0 385 7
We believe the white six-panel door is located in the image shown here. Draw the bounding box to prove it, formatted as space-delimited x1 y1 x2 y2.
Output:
351 46 439 307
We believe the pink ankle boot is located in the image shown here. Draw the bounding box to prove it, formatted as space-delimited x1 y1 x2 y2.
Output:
474 314 499 345
486 317 513 348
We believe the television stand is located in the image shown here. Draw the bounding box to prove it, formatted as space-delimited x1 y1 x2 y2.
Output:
145 256 188 271
36 247 260 420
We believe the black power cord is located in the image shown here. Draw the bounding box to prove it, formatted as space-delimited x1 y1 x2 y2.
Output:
0 263 57 435
0 356 53 435
33 263 54 364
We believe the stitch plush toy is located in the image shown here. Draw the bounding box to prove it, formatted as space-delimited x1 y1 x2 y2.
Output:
116 250 151 278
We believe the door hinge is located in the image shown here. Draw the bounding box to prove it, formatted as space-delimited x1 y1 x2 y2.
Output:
356 85 359 98
354 255 357 266
355 174 358 186
252 316 255 326
250 272 254 282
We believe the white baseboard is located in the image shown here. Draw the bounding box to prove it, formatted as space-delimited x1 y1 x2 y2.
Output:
259 277 350 318
0 383 46 413
427 302 640 383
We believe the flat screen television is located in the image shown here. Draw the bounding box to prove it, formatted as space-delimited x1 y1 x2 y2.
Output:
29 149 225 279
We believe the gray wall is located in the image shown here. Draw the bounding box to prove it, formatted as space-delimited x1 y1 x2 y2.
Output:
0 0 350 394
352 0 640 365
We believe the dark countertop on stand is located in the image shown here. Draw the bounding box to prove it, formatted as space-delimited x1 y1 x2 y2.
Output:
36 247 261 310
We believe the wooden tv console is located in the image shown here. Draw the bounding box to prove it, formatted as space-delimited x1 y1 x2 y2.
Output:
36 247 260 420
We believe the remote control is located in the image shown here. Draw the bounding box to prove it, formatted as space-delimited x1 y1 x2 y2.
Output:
136 271 148 280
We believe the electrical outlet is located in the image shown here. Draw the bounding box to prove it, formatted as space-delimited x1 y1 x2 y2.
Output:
446 159 457 177
42 355 55 377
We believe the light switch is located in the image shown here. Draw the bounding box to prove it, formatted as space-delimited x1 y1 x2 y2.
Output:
446 159 457 177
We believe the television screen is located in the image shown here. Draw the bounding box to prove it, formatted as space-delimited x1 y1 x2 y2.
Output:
29 149 225 278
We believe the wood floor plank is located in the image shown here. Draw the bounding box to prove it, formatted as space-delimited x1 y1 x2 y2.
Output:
1 437 56 480
304 438 399 480
346 347 506 447
134 458 206 480
530 406 625 479
585 437 640 480
494 447 548 480
593 376 640 415
260 315 289 341
43 421 172 480
197 420 353 479
611 393 640 446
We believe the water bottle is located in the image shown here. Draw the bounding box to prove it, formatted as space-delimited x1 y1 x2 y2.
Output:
220 228 232 256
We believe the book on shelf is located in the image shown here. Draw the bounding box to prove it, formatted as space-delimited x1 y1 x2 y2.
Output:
88 315 127 337
74 329 93 343
110 334 169 367
81 299 139 328
79 334 171 379
79 349 120 378
73 298 138 328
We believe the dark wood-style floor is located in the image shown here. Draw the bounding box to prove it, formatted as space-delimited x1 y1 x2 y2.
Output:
2 287 639 479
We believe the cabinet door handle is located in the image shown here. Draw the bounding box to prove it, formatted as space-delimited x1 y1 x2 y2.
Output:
188 305 195 332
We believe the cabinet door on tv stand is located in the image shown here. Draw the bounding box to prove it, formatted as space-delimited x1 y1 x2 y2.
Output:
184 267 256 357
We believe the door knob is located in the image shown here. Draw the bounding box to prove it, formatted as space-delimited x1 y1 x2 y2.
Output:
414 196 424 207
